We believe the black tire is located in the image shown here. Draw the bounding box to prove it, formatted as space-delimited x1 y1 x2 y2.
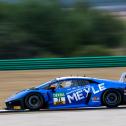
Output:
25 93 44 110
102 89 122 108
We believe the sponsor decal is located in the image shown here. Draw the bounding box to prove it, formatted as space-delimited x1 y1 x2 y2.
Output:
124 90 126 95
53 93 66 105
67 90 84 104
67 83 106 104
92 97 100 102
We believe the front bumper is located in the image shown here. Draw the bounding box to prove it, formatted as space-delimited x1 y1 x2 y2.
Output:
5 100 24 110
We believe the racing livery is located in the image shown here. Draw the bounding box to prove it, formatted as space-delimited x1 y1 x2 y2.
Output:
5 73 126 110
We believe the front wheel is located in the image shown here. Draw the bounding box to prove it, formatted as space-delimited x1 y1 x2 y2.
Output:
102 89 122 108
25 93 44 110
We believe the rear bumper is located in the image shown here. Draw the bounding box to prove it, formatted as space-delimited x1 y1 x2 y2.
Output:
5 100 25 110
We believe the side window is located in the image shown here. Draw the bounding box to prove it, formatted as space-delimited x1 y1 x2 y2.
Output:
51 82 59 87
58 79 98 88
59 80 73 88
58 79 90 88
71 79 90 87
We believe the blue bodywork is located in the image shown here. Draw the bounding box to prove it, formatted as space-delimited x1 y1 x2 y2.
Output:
5 76 126 110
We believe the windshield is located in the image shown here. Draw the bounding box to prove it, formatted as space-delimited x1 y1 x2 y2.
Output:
36 79 57 89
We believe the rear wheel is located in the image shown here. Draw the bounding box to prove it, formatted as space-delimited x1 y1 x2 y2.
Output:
102 89 122 108
25 93 43 110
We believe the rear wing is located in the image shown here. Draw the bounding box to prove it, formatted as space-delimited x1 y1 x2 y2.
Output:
119 72 126 82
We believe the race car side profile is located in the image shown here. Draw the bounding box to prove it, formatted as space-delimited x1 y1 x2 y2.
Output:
5 73 126 110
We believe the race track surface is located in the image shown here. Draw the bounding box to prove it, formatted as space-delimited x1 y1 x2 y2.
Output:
0 107 126 126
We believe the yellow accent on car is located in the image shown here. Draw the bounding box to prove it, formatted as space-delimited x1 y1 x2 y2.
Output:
13 106 21 110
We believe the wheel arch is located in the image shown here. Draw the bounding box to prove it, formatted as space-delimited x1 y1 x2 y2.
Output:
101 88 123 106
23 91 46 109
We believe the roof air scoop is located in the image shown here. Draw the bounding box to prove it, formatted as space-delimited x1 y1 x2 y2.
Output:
119 72 126 83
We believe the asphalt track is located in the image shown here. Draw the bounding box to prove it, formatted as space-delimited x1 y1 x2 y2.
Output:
0 107 126 126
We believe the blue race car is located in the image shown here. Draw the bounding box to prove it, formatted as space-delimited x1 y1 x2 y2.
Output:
5 73 126 110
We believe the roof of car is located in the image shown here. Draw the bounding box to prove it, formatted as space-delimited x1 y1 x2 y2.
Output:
56 76 93 81
55 76 121 84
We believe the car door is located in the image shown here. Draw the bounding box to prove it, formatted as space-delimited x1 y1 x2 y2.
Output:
64 79 91 107
48 78 91 109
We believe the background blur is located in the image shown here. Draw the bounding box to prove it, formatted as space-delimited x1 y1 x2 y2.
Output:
0 0 125 59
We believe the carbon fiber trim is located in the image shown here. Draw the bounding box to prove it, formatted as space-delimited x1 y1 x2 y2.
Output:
6 100 24 110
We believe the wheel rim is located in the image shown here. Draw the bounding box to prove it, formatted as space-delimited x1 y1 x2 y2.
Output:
27 95 41 109
105 93 118 105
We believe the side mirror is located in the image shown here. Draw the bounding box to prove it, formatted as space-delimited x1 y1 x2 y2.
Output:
50 85 56 90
